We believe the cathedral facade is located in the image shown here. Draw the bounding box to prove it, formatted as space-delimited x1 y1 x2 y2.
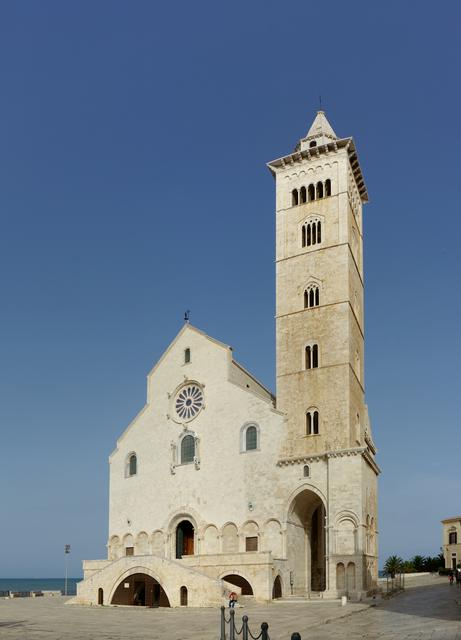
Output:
73 111 379 608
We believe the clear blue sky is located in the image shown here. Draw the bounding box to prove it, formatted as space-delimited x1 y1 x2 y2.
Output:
1 0 460 577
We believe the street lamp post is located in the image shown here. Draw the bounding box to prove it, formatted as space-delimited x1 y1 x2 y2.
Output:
64 545 71 596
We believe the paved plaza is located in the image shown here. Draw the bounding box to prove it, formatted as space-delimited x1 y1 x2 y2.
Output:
0 578 459 640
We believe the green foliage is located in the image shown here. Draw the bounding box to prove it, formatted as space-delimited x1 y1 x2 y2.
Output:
384 555 404 578
385 552 446 574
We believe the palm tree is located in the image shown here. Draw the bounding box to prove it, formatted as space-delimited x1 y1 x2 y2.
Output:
384 555 403 579
412 555 425 572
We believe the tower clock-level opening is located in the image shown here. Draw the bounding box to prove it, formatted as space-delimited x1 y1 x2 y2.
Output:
287 489 326 593
176 520 194 558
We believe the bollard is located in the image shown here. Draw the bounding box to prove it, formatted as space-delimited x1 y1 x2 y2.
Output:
229 608 236 640
220 606 226 640
242 615 249 640
261 621 269 640
291 634 301 640
341 595 347 606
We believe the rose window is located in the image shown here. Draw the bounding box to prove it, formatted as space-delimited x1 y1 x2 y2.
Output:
175 385 204 421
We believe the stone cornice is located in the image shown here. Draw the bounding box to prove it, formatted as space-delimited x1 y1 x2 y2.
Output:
277 446 381 475
267 137 368 204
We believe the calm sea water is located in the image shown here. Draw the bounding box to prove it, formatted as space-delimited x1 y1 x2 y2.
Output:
0 578 81 595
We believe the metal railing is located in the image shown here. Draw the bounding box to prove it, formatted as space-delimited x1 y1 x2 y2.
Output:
220 608 302 640
220 607 269 640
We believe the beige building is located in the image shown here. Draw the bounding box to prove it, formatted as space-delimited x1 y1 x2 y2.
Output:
72 111 379 608
442 517 461 569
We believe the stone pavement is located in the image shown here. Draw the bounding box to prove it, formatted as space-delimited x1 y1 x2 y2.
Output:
0 578 459 640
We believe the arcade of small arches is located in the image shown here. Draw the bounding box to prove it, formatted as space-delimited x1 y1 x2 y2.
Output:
108 518 285 561
291 179 332 206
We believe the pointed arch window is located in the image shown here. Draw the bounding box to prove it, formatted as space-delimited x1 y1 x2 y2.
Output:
302 218 322 248
304 285 320 309
305 344 319 369
306 409 319 435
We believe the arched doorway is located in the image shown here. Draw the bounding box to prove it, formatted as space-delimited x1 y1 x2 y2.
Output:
176 520 194 558
111 573 170 607
222 574 253 595
272 575 282 599
98 588 103 605
287 489 326 593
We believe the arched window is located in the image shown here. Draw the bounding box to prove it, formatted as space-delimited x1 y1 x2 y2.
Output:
181 435 195 464
303 465 310 477
449 532 458 544
306 409 319 435
127 453 137 477
325 179 331 197
302 219 322 248
300 186 306 204
180 586 188 606
292 189 299 206
184 348 191 364
308 184 315 201
241 423 260 452
304 285 320 309
246 426 258 451
316 182 324 199
305 344 319 369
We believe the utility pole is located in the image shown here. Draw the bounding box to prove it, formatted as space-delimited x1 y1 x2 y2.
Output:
64 544 71 596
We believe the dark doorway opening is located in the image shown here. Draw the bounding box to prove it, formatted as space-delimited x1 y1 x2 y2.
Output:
222 574 253 595
98 588 103 605
180 585 188 606
272 576 282 599
176 520 194 558
111 573 170 607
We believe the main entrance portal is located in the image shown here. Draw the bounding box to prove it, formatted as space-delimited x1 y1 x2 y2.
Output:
176 520 194 558
287 489 326 593
111 573 170 607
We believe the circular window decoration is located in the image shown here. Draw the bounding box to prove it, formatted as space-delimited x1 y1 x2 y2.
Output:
175 384 204 421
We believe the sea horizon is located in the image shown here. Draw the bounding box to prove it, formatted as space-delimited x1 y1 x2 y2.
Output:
0 577 82 596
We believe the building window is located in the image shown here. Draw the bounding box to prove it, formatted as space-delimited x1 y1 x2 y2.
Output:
305 344 319 369
302 219 322 247
316 181 324 199
180 586 188 606
300 186 307 204
181 435 195 464
304 285 319 309
449 532 458 544
184 348 191 364
306 409 319 435
309 140 317 148
246 536 258 551
246 426 257 451
292 189 299 206
303 465 310 477
308 184 315 201
241 423 260 452
125 547 134 556
325 179 331 196
126 453 137 477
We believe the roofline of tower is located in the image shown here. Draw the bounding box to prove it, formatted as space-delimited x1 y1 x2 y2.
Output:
266 137 369 203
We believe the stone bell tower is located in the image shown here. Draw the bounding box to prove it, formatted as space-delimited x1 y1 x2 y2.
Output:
268 111 379 593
